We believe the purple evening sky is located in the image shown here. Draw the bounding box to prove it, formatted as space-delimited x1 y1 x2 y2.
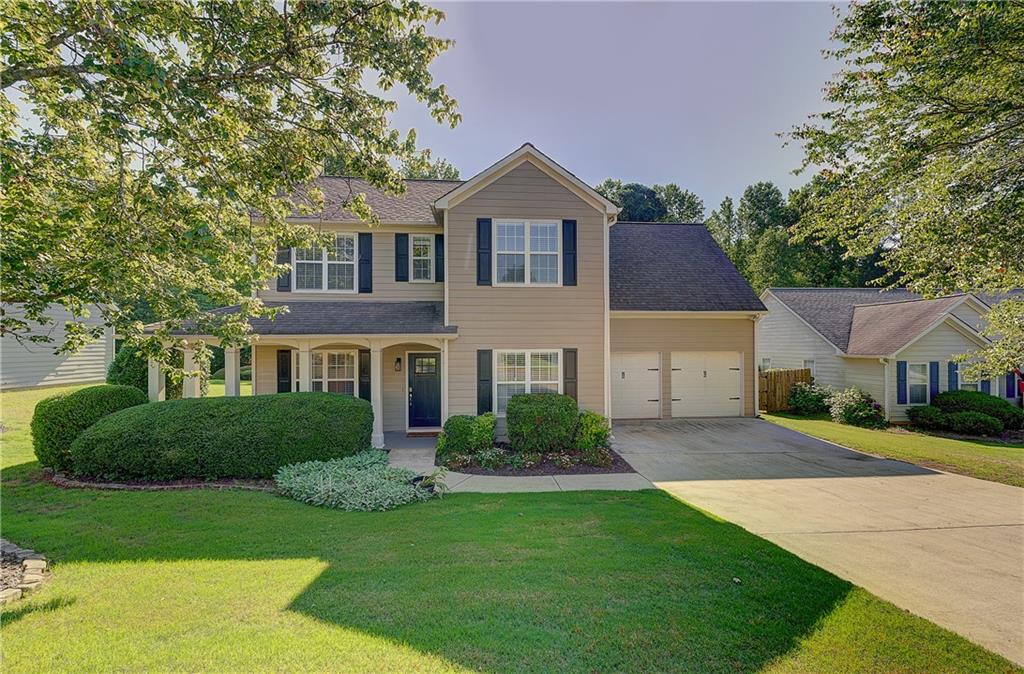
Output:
390 1 841 212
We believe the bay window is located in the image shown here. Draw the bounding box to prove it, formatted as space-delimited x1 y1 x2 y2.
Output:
495 349 561 414
294 234 356 291
494 220 560 286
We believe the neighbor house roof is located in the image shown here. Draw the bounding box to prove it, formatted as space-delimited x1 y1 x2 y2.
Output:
147 301 456 336
610 223 766 312
845 295 969 356
289 177 463 224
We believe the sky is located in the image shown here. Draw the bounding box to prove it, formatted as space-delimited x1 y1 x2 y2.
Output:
390 1 841 212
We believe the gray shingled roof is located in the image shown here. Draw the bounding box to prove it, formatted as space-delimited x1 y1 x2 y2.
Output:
150 301 455 336
289 177 463 223
609 223 765 312
846 295 968 355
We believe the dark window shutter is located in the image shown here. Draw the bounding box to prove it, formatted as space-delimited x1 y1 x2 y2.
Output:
276 247 291 292
277 349 292 393
435 234 445 282
948 361 958 391
395 233 409 282
928 361 939 402
980 379 991 394
477 349 493 414
563 348 578 401
476 218 492 286
896 360 907 404
562 220 577 286
358 349 371 401
358 233 372 293
1007 373 1017 398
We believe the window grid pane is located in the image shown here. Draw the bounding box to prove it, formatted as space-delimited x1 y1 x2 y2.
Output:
529 254 558 284
328 235 355 262
327 263 354 290
496 254 525 284
530 352 559 382
496 351 560 414
496 223 525 252
529 224 558 252
497 353 526 383
295 262 323 290
412 258 432 281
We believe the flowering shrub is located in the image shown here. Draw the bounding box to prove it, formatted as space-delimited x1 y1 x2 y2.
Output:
787 382 834 416
828 387 887 429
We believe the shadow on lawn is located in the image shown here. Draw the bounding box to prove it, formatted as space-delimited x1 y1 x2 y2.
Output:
1 462 854 673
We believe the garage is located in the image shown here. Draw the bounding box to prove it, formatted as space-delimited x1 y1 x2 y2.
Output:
671 351 743 417
611 352 660 419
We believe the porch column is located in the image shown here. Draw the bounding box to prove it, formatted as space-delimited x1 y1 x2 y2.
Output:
182 345 201 398
441 339 449 424
370 343 384 448
298 343 312 392
224 347 241 397
147 359 165 402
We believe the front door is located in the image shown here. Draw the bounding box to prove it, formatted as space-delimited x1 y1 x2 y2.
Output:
408 353 441 428
276 349 292 393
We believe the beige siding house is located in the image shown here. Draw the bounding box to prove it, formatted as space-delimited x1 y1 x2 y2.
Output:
1 304 114 390
759 288 1021 421
147 144 767 445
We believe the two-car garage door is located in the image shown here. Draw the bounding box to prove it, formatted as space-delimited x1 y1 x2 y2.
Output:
611 351 742 419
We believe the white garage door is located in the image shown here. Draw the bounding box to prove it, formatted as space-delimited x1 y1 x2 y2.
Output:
671 351 743 417
611 352 661 419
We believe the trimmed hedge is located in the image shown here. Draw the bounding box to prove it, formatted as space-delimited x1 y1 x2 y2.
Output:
946 411 1004 436
905 405 948 430
436 413 494 461
506 392 578 453
69 393 373 480
788 382 833 416
31 384 149 472
933 390 1024 430
574 410 610 451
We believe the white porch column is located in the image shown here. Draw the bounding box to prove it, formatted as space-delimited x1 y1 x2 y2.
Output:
370 342 384 448
298 343 312 392
224 347 241 397
441 339 449 424
182 346 201 398
147 359 166 402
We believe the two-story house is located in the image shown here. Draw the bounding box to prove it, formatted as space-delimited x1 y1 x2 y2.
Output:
148 144 766 446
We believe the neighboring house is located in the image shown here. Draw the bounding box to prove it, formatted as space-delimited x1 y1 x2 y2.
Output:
149 144 766 446
0 304 114 390
759 288 1022 421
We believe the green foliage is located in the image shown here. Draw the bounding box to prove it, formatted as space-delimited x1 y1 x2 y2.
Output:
400 146 460 180
790 1 1024 377
945 412 1004 437
474 448 508 470
211 366 252 381
905 405 949 430
597 179 703 222
549 452 579 470
506 393 579 454
654 184 705 222
69 393 372 480
275 450 434 511
933 390 1024 430
580 446 614 468
2 0 458 372
442 453 473 471
828 388 887 429
788 382 833 416
508 452 542 470
107 344 208 399
31 384 148 472
436 413 494 463
575 410 611 451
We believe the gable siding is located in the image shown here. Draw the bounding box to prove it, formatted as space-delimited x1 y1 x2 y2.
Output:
758 293 845 388
1 305 114 390
445 160 607 420
259 222 443 303
888 322 990 421
952 302 987 333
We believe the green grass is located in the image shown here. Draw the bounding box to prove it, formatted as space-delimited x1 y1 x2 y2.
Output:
764 413 1024 487
207 379 253 397
1 384 93 469
1 388 1018 672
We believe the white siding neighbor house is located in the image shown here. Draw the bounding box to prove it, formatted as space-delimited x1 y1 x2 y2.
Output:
0 304 114 390
758 288 1022 421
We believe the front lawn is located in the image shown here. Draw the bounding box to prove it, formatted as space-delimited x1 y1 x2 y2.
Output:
764 413 1024 488
1 384 91 469
1 468 1019 673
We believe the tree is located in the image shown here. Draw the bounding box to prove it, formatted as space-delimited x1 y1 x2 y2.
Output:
737 182 793 239
654 184 704 222
706 197 741 267
1 1 459 371
790 1 1024 378
596 179 666 222
401 147 460 180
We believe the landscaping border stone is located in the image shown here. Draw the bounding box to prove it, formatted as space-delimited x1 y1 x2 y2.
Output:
1 539 50 604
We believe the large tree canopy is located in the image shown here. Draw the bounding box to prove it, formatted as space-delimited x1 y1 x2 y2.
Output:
2 0 458 368
790 0 1024 377
596 179 703 223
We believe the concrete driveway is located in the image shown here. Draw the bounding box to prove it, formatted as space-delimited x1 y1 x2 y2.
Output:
613 418 1024 665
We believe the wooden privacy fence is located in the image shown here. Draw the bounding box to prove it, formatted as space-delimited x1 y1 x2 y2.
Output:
759 368 812 412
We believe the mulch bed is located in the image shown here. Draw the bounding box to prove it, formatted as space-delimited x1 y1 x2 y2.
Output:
48 472 275 492
446 447 636 477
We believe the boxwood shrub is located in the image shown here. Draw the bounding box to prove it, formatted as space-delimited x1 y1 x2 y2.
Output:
506 392 578 453
933 390 1024 430
945 411 1004 436
905 405 948 430
436 413 494 462
31 384 149 472
574 410 610 451
69 392 372 480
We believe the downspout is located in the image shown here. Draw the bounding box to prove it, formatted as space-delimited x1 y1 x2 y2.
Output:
753 314 762 416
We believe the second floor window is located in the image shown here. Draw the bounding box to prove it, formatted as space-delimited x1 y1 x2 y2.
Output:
411 234 433 282
495 220 560 286
294 234 356 292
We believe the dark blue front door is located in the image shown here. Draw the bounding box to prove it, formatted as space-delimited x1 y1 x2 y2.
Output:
409 353 441 428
